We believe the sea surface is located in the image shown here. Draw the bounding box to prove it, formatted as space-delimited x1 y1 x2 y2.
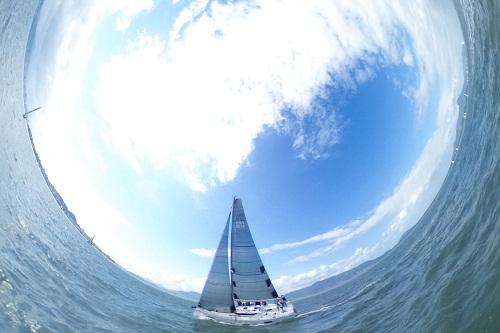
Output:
1 0 499 332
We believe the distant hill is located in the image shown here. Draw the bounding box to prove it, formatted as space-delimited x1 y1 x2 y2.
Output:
164 289 200 302
27 125 78 226
288 259 377 301
26 124 115 264
123 269 201 302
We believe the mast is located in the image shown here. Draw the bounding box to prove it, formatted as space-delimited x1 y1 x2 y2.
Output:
230 198 279 301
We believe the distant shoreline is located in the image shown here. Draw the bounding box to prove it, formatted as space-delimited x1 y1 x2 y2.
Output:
25 123 116 264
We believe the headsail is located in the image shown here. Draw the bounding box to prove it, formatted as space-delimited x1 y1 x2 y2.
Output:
199 213 234 312
230 198 279 300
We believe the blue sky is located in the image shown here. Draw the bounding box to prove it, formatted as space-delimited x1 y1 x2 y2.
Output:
25 0 464 292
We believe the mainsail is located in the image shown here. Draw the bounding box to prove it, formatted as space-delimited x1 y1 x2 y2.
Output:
198 214 234 312
230 198 278 300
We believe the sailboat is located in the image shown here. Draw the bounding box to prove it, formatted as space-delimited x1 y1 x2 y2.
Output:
194 198 296 325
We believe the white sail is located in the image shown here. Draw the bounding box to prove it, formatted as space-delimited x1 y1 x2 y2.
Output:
230 198 278 301
198 213 234 312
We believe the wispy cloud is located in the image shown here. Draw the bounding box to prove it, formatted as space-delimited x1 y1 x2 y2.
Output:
126 261 206 292
189 248 216 258
109 0 154 31
260 220 361 255
289 108 343 160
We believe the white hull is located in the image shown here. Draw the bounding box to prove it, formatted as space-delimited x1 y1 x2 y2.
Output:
194 303 296 325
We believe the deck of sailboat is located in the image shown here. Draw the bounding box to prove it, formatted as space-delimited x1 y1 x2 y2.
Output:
194 301 296 325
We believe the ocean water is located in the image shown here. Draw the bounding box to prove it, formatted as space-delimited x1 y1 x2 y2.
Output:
1 0 499 332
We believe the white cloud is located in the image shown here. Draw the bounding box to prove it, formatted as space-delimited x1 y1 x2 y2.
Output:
189 248 216 258
109 0 154 31
96 0 416 192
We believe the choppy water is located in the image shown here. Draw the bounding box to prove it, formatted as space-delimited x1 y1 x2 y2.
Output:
1 0 499 332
